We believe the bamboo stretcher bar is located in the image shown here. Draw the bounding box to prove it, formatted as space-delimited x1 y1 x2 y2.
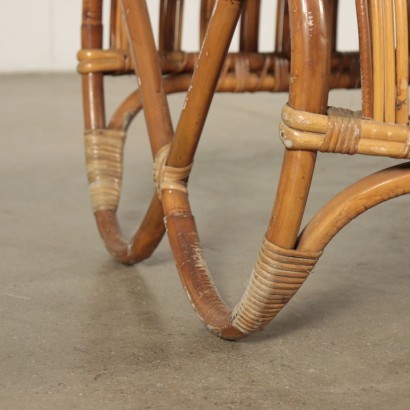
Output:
77 49 360 76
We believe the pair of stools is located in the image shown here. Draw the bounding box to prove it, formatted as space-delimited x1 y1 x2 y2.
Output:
78 0 410 340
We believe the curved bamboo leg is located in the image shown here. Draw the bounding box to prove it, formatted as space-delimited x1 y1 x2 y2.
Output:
297 163 410 252
161 0 247 340
155 0 331 340
239 164 410 323
81 0 168 264
232 164 410 313
232 0 332 335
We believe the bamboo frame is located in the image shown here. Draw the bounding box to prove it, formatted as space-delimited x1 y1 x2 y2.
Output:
79 0 410 339
78 0 360 90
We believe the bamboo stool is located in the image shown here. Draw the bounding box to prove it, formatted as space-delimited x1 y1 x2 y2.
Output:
78 0 409 340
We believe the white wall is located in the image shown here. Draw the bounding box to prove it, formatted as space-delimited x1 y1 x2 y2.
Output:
0 1 358 73
0 0 82 72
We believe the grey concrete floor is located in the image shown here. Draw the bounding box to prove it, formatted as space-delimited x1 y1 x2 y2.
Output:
1 74 409 409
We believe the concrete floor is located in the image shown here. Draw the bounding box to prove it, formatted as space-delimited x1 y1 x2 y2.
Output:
1 74 409 409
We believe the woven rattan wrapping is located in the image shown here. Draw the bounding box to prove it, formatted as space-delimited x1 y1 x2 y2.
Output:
232 238 321 334
153 144 192 199
85 129 126 212
321 107 362 155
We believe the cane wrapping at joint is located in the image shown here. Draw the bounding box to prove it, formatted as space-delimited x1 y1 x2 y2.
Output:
153 144 193 199
280 104 410 159
321 107 362 154
232 238 321 335
85 129 125 212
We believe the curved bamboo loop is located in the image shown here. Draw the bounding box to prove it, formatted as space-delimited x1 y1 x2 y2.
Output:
92 76 191 264
163 203 322 340
298 163 410 252
79 0 173 264
156 0 334 340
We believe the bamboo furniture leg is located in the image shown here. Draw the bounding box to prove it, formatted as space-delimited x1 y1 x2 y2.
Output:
152 0 332 340
279 0 410 316
154 0 410 339
79 0 409 340
80 0 166 264
231 0 332 335
160 0 248 340
78 0 308 264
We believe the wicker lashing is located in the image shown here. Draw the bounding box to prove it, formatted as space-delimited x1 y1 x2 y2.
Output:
232 238 322 335
280 104 410 159
153 144 192 199
84 129 126 212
